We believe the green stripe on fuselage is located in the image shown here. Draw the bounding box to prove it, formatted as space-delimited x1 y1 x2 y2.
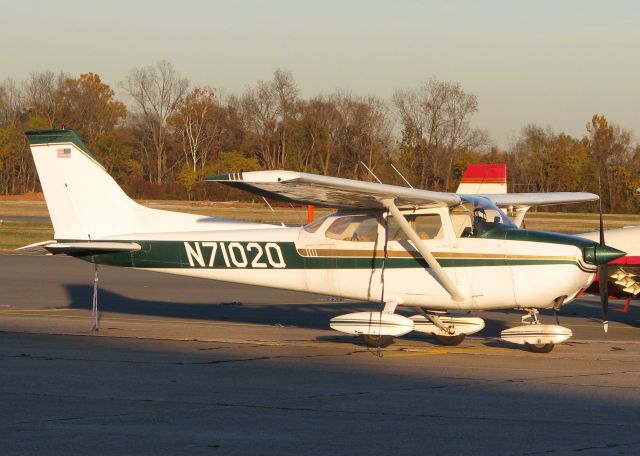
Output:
65 240 579 270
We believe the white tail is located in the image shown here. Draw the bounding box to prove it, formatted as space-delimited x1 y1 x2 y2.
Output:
27 129 266 240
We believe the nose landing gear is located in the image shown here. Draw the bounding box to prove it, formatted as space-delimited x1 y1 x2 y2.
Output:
500 308 573 353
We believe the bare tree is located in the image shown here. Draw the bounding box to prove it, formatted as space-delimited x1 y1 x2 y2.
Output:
392 77 488 190
170 86 223 173
587 114 637 210
0 78 25 126
295 94 344 174
335 94 393 179
241 69 299 169
272 69 298 167
22 70 67 128
122 60 189 184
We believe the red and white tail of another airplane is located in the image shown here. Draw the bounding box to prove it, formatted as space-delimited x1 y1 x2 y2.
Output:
455 163 507 194
457 162 640 303
580 227 640 302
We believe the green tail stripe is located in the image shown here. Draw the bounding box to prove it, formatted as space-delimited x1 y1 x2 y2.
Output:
25 129 97 160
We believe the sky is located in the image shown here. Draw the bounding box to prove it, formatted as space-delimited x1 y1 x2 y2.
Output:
2 0 639 147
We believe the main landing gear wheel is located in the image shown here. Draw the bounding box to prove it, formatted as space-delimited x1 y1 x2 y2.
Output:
360 334 395 348
433 334 466 346
526 342 554 353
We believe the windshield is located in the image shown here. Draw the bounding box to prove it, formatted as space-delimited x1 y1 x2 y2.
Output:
303 214 331 233
453 196 516 238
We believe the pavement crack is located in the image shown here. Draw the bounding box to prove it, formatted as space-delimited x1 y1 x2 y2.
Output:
179 352 357 365
3 348 361 367
300 383 477 401
2 353 177 366
7 412 131 427
573 440 640 452
4 391 640 429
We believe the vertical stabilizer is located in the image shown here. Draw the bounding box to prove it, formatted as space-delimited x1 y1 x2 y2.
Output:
26 129 265 240
456 163 507 194
27 129 140 240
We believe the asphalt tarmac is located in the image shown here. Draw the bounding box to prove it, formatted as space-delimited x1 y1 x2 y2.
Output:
1 254 639 455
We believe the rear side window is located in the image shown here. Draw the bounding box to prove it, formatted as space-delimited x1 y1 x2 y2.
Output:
325 215 379 242
386 214 443 240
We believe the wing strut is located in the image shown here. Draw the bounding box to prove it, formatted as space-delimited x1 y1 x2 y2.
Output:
383 199 466 302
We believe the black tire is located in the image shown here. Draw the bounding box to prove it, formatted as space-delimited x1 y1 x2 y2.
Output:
360 334 394 348
433 334 466 346
526 342 554 353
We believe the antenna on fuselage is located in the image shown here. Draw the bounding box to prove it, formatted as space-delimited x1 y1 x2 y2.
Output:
389 163 414 188
288 202 305 225
360 161 382 184
262 197 286 227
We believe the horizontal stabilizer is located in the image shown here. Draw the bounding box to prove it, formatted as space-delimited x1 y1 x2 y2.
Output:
17 240 57 255
45 241 141 256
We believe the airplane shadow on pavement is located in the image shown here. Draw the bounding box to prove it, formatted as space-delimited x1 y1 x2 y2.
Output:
64 284 514 338
66 284 377 330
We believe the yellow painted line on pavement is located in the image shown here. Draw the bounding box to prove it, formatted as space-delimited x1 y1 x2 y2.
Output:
0 309 278 328
0 308 72 312
385 346 495 357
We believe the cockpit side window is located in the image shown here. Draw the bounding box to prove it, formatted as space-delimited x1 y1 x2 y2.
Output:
325 215 379 242
386 214 443 240
451 207 473 237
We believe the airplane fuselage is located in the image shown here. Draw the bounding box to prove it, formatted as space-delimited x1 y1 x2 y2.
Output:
77 209 598 312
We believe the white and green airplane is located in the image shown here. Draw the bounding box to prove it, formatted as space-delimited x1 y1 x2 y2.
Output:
24 129 625 352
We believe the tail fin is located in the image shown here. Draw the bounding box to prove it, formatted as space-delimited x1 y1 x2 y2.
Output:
455 163 507 194
26 129 213 240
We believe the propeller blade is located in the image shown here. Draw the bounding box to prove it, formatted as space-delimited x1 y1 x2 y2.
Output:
599 192 605 245
599 263 609 333
598 175 604 243
598 180 608 333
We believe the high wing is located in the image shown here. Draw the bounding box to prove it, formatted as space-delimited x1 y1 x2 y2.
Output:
207 170 597 209
454 163 598 207
453 163 599 227
484 192 598 228
486 192 598 207
208 170 466 301
207 171 461 209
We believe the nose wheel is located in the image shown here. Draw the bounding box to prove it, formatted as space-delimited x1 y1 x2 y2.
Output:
360 334 395 348
500 308 572 353
525 342 554 353
433 334 466 346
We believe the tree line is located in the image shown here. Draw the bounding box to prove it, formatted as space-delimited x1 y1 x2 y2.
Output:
1 61 639 212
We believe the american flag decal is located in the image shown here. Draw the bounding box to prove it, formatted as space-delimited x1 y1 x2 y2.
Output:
56 148 71 158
